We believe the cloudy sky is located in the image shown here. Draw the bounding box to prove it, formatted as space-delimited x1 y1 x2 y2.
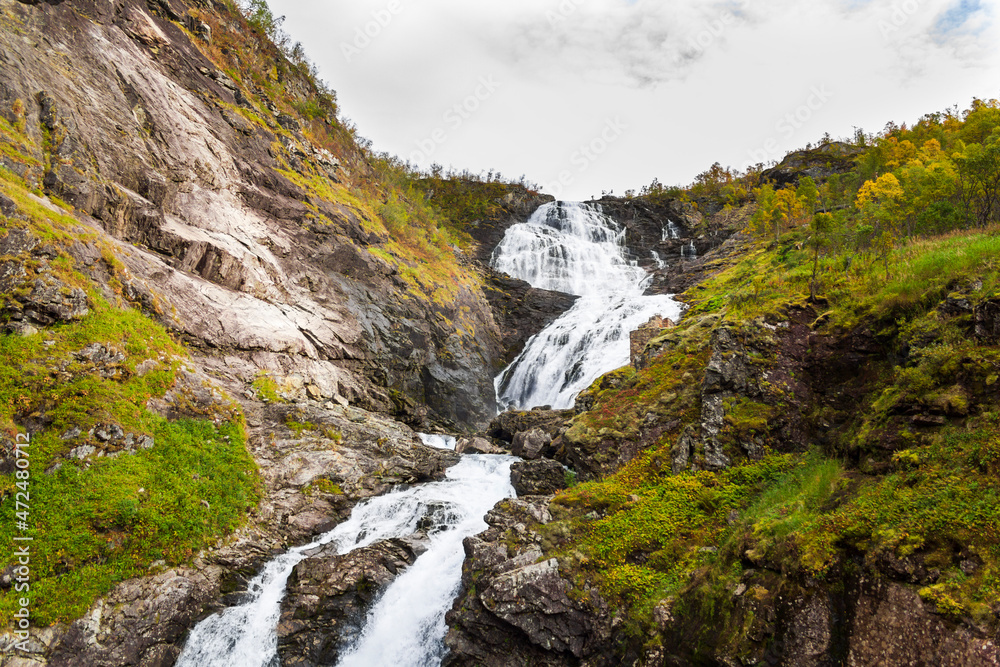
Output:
269 0 1000 200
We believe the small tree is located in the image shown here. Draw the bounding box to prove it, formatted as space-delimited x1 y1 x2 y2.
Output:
750 184 778 239
772 187 806 242
808 212 834 301
856 173 904 277
953 134 1000 227
796 176 819 215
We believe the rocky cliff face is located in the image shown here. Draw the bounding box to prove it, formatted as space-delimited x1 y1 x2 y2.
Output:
0 0 549 431
593 195 749 295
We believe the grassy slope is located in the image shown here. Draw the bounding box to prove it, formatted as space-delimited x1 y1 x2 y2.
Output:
543 223 1000 652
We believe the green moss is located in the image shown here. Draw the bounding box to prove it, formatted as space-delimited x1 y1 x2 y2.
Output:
919 584 967 617
285 419 316 436
0 297 261 626
550 452 796 613
251 372 282 403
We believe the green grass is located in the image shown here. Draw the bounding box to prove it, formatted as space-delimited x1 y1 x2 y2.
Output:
550 452 796 614
251 371 282 403
0 297 263 624
0 418 260 624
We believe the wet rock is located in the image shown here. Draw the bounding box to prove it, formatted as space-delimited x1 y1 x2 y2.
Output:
445 497 611 667
846 580 1000 666
486 409 573 445
510 428 552 460
455 436 506 455
975 298 1000 343
510 459 566 496
277 537 428 667
483 270 578 364
629 314 674 366
458 192 555 265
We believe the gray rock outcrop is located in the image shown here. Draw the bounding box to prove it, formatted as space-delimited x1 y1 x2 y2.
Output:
277 537 428 667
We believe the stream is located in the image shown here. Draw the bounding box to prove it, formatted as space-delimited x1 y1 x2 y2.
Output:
175 442 515 667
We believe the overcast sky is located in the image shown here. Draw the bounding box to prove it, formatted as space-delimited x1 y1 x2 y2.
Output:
268 0 1000 200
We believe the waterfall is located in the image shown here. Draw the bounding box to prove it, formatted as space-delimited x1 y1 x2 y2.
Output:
493 202 681 410
663 219 681 241
176 447 515 667
681 240 697 259
651 250 668 270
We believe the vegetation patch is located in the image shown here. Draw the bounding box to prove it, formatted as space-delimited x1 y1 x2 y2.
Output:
0 231 261 626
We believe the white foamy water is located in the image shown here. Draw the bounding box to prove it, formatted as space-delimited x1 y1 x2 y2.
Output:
176 452 515 667
418 433 457 450
493 201 681 410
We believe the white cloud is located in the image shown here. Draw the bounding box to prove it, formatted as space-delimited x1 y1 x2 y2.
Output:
270 0 1000 200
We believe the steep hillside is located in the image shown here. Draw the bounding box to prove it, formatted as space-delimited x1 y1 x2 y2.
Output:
446 111 1000 665
0 0 558 431
0 0 560 663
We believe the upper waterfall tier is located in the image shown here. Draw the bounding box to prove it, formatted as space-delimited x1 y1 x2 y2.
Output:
492 202 681 410
491 202 650 297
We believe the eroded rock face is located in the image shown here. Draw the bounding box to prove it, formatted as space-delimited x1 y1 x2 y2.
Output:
510 459 567 496
483 270 579 365
846 580 1000 666
277 537 428 667
975 298 1000 343
670 315 818 473
654 571 1000 667
0 0 523 429
444 497 613 667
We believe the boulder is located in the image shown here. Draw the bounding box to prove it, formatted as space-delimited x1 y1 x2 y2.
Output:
487 410 572 444
510 428 552 460
510 459 566 496
455 436 507 455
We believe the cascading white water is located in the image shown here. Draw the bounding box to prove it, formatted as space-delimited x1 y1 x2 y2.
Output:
663 219 682 241
651 250 668 270
176 447 515 667
493 202 682 411
418 433 457 450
